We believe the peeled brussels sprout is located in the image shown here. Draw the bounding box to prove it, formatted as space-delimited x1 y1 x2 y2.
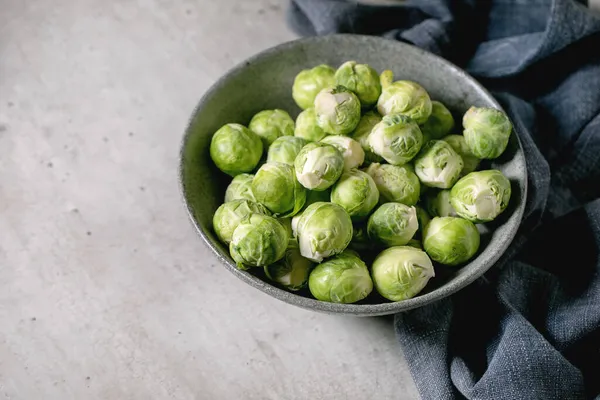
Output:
264 244 314 291
248 109 295 148
292 64 336 110
414 140 464 189
294 142 345 191
314 86 361 135
377 73 432 124
420 101 455 140
415 205 431 239
442 134 480 176
449 170 512 223
423 217 480 266
320 135 365 171
463 106 512 159
425 189 458 217
367 203 418 246
292 202 353 262
252 162 306 216
365 163 420 206
213 199 270 244
368 114 423 165
295 108 328 142
210 123 263 176
308 250 373 303
350 111 383 164
371 246 435 301
266 136 307 166
334 61 382 108
230 213 289 268
331 170 379 220
224 173 256 203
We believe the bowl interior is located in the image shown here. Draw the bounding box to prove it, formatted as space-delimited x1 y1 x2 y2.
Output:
180 34 527 316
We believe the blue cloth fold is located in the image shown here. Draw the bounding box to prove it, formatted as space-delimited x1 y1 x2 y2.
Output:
287 1 600 398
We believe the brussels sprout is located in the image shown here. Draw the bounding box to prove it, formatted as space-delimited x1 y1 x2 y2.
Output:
462 106 512 159
367 203 418 246
425 189 458 217
368 114 423 165
371 246 435 301
423 217 480 266
266 136 307 166
420 101 455 140
415 205 431 239
294 142 345 191
308 250 373 303
442 134 480 176
295 108 328 142
248 109 295 148
365 163 421 206
449 170 511 223
377 75 432 124
350 111 384 164
334 61 382 108
292 202 353 262
252 162 306 216
292 64 336 110
229 213 289 268
224 173 256 203
331 170 379 221
414 140 464 189
314 86 361 135
264 244 314 290
320 135 365 171
213 199 270 244
210 123 263 176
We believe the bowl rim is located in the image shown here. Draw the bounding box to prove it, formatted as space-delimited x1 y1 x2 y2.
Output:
178 33 528 316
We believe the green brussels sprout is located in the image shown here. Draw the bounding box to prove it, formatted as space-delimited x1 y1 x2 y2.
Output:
377 75 432 124
266 136 307 166
213 199 270 244
248 109 295 148
331 170 379 221
295 108 328 142
406 239 423 250
308 250 373 303
252 162 306 216
350 111 384 164
425 189 458 217
292 202 353 262
320 135 365 171
224 173 256 203
462 106 512 159
415 205 431 239
367 203 418 246
365 163 421 206
294 142 345 191
371 246 435 301
414 140 464 189
314 86 361 135
368 114 424 165
264 244 314 290
230 213 289 268
334 61 382 108
449 170 512 223
292 64 336 110
420 101 455 140
423 217 480 266
210 123 263 176
303 189 331 210
442 134 481 176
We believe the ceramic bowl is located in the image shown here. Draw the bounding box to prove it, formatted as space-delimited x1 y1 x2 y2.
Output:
179 34 527 316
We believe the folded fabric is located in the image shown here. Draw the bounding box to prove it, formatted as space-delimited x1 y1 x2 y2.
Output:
287 1 600 399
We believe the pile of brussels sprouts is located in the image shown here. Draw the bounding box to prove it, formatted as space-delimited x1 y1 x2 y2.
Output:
210 61 513 304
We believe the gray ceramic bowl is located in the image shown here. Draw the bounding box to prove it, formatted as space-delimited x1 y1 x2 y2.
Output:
179 34 527 316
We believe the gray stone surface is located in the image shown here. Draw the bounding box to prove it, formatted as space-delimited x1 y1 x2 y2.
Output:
0 1 419 399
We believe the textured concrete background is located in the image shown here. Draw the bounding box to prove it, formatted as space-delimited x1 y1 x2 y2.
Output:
0 1 419 399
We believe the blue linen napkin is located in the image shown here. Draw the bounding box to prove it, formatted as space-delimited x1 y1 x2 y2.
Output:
287 1 600 398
